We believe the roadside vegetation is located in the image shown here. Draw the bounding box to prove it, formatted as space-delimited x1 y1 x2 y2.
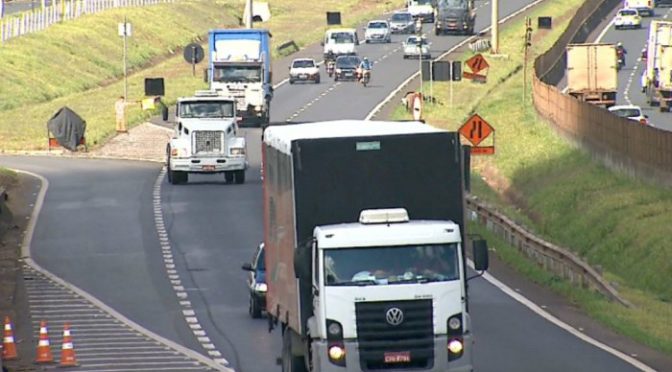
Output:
392 0 672 354
0 0 399 151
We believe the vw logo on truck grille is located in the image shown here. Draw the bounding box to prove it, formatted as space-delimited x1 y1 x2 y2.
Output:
386 307 404 326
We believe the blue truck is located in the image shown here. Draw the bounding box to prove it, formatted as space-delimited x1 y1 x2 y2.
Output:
206 29 273 126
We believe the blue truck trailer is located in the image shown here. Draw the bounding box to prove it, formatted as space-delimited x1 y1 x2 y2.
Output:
207 29 273 126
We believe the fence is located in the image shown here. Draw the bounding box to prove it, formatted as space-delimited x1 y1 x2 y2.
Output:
1 0 174 44
532 0 672 187
466 197 631 307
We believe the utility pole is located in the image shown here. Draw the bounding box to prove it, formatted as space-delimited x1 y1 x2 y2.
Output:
523 17 532 104
245 0 253 28
450 61 454 108
122 16 129 102
0 0 4 20
416 18 423 95
491 0 499 54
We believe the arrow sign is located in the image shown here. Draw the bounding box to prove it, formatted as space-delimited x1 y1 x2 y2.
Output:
465 54 489 75
459 113 494 146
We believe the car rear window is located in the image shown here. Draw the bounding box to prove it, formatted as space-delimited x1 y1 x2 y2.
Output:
368 22 388 29
293 60 315 68
612 108 641 118
619 10 637 16
391 13 412 21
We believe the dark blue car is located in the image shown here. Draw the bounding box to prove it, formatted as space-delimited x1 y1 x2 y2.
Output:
241 242 266 318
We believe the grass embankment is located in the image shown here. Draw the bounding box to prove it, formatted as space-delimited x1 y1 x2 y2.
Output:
0 0 399 151
392 0 672 354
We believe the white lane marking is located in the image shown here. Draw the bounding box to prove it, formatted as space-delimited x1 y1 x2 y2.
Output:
365 0 549 120
595 18 615 43
285 83 342 121
467 260 655 372
13 168 230 371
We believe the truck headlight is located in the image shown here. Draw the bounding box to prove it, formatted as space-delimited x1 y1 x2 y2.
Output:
254 105 262 112
253 283 267 292
328 322 342 336
448 317 461 331
448 338 463 354
230 147 245 156
328 345 345 360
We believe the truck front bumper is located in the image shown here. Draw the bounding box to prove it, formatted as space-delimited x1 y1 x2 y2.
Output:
311 334 473 372
170 156 247 173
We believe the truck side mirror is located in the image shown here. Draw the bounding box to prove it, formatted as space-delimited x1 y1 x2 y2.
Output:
241 263 253 271
294 246 311 279
472 239 489 272
162 105 169 122
320 41 325 46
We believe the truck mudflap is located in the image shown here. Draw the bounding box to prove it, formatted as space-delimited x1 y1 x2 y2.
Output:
310 334 474 372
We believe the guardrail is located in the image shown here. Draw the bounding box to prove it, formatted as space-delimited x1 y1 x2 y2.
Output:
532 0 672 187
1 0 174 44
466 196 631 307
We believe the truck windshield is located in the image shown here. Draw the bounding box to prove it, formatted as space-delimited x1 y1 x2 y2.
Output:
411 0 434 5
324 243 459 286
330 32 355 44
213 65 262 83
438 0 467 8
179 101 234 118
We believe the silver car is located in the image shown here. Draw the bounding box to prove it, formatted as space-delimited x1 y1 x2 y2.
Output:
389 12 416 34
364 20 392 43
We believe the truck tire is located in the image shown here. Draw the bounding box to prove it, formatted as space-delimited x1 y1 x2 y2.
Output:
225 171 234 183
282 330 307 372
249 296 262 319
234 170 246 184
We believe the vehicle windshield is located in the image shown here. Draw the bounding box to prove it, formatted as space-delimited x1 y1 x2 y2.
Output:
368 22 388 29
178 101 234 118
438 0 468 8
292 60 316 68
411 0 434 5
330 32 355 44
619 9 637 16
407 37 428 46
213 64 262 83
391 13 412 22
324 243 459 286
335 56 361 68
611 108 641 118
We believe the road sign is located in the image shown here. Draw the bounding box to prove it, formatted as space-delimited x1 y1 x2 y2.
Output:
459 113 493 146
470 146 495 155
118 22 132 37
183 43 205 64
465 54 489 74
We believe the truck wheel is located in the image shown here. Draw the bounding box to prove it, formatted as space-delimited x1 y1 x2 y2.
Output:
234 170 246 184
225 171 234 183
282 330 307 372
249 296 262 319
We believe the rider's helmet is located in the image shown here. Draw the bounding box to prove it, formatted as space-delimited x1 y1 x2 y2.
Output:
617 42 623 47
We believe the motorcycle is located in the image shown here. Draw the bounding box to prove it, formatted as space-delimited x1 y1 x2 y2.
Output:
616 48 626 71
326 60 335 78
356 68 371 87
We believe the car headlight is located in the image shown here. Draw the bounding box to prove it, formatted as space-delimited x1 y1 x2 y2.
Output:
254 283 267 292
230 147 245 156
336 68 342 73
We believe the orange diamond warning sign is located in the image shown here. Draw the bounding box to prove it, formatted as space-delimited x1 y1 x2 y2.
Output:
465 54 489 75
459 113 494 146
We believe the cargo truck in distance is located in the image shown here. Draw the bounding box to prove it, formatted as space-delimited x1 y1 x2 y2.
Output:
262 121 489 372
644 20 672 111
434 0 476 36
165 90 247 185
566 43 618 107
205 29 273 127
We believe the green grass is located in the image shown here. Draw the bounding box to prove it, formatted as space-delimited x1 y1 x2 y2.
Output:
392 0 672 355
0 0 401 151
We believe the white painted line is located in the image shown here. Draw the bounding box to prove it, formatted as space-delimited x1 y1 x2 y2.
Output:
467 260 655 372
595 19 615 43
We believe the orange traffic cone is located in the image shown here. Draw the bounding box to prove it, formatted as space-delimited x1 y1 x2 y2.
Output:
59 323 78 367
35 320 54 364
2 316 18 360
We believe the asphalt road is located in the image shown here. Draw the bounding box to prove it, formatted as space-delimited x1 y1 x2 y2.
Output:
0 1 662 372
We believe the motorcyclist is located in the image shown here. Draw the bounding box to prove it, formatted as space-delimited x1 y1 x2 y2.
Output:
326 51 336 77
357 57 372 82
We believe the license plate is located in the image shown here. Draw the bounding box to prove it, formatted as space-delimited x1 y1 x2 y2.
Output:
202 165 216 171
300 74 307 78
345 72 353 76
384 351 411 363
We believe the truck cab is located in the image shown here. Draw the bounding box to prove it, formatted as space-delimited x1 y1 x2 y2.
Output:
165 90 248 185
300 208 488 371
434 0 475 35
406 0 436 23
323 28 359 59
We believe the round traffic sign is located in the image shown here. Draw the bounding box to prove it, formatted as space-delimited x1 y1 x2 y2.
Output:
183 43 205 64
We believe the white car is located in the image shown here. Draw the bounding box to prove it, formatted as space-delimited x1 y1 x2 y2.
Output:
608 104 649 126
364 20 392 43
402 35 431 59
289 58 320 84
623 0 654 16
614 8 642 29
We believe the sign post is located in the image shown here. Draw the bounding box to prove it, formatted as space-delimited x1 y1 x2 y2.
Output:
459 113 495 155
118 19 132 103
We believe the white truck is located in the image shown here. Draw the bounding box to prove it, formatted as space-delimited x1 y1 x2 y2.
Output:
165 91 248 185
644 20 672 111
566 43 618 107
624 0 654 16
263 120 489 372
323 28 359 59
407 0 435 23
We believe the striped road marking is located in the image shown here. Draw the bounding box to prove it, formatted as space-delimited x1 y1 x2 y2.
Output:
24 265 221 371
